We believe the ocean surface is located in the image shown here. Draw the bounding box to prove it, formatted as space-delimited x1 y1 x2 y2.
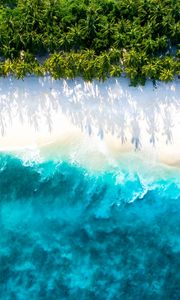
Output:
0 77 180 299
0 152 180 300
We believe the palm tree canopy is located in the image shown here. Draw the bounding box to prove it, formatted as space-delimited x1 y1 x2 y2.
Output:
0 0 179 84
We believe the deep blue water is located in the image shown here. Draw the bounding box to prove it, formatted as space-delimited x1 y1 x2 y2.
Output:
0 154 180 300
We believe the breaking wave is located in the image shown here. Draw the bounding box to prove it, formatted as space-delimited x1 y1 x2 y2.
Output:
0 154 180 299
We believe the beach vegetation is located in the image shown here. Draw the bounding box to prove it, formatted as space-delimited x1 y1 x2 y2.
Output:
0 0 179 84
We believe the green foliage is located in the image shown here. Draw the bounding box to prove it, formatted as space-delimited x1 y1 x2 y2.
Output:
0 0 179 84
0 50 177 84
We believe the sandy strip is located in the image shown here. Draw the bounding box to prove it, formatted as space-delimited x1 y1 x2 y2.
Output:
0 76 179 168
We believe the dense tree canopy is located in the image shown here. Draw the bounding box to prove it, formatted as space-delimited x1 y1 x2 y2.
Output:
0 0 179 84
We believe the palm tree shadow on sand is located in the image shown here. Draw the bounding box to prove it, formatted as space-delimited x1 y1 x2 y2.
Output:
0 76 179 150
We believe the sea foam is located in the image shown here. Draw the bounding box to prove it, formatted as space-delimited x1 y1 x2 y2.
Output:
0 154 180 299
0 76 180 167
0 77 180 299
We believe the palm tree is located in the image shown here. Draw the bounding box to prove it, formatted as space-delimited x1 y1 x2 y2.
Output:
110 65 122 77
45 53 65 79
59 32 73 51
159 69 174 82
80 50 96 81
142 61 159 80
113 21 127 49
95 18 115 50
80 7 101 48
141 37 156 54
95 52 110 81
65 52 80 78
2 45 16 59
170 21 180 44
66 24 84 51
3 59 13 76
109 48 122 64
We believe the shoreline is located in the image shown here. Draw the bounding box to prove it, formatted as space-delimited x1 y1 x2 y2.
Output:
0 76 179 169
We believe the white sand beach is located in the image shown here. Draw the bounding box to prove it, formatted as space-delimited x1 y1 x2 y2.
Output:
0 76 179 168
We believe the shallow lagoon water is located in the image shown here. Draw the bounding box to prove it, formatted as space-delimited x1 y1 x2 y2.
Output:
0 153 180 300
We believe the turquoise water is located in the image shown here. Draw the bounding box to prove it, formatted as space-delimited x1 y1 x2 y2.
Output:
0 154 180 299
